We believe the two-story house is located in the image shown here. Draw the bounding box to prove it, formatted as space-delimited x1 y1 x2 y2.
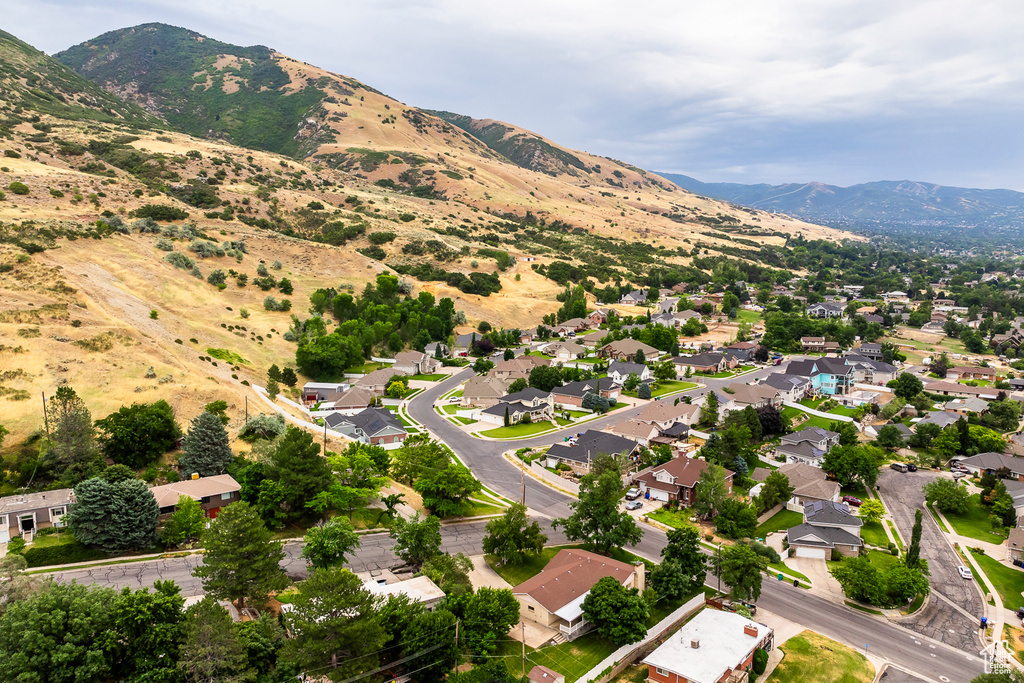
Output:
807 302 845 319
801 337 826 352
392 351 441 376
150 474 241 519
786 358 854 396
324 407 408 449
842 354 898 384
607 360 652 385
672 352 735 376
491 355 550 381
478 388 555 426
757 374 811 402
634 456 734 504
774 427 840 467
543 341 586 362
551 378 620 408
786 500 863 559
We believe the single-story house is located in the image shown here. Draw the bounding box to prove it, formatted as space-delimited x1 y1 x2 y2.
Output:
363 575 446 610
453 333 478 356
528 665 565 683
325 386 378 413
303 382 349 403
786 501 863 559
608 419 661 446
672 352 735 376
950 366 997 381
914 410 962 431
944 397 990 416
751 462 839 509
607 360 652 385
514 548 644 641
643 609 773 683
959 452 1024 481
722 383 781 411
634 456 733 504
543 341 586 362
551 378 620 408
923 381 998 400
634 401 702 429
552 318 592 336
865 422 913 442
620 290 647 305
491 355 549 381
0 489 73 543
545 431 641 474
598 339 660 362
462 375 513 408
354 368 408 395
325 407 408 448
392 351 441 376
151 474 241 518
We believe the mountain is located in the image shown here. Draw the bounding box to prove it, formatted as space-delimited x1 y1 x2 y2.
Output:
0 28 156 125
658 173 1024 241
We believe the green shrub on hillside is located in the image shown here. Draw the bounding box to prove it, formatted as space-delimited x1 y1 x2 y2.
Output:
8 182 29 195
135 204 189 221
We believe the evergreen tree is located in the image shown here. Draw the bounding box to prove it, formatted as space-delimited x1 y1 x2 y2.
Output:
67 473 159 552
906 508 923 568
179 597 249 683
634 348 646 365
192 502 287 611
503 405 510 427
700 391 720 427
266 378 280 400
266 426 332 523
267 364 282 383
280 367 298 387
45 385 100 483
179 411 234 477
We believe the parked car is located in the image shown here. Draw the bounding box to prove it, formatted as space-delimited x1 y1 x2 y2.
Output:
625 488 641 500
957 565 973 580
625 500 643 510
907 463 918 472
448 396 461 403
842 496 863 507
890 462 909 473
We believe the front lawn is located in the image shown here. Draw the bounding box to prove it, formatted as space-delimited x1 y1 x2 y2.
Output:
647 508 697 530
767 561 810 584
453 417 477 426
970 550 1024 608
441 404 459 414
485 547 565 586
860 521 890 548
943 494 1009 543
765 631 874 683
408 373 447 381
515 632 614 683
30 530 77 549
736 309 762 324
651 381 699 397
781 407 841 431
478 421 558 439
755 509 804 538
347 362 388 374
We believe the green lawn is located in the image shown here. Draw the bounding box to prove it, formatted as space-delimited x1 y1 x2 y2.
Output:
441 404 459 414
30 531 76 549
755 509 804 537
766 632 874 683
860 521 890 548
736 309 763 324
647 508 697 529
767 561 810 584
348 362 388 374
462 500 507 517
510 632 614 683
485 547 565 586
651 381 699 398
886 520 904 549
453 417 477 426
970 551 1024 608
781 407 842 431
478 421 558 439
408 373 447 381
943 494 1009 543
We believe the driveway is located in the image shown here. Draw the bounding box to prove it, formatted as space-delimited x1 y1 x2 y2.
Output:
877 468 984 651
786 556 844 599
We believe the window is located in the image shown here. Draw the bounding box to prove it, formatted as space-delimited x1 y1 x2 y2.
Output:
200 496 211 504
527 605 534 612
655 668 669 677
50 507 65 517
221 492 233 500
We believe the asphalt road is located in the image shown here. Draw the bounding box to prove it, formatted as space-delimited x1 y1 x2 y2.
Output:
878 468 985 652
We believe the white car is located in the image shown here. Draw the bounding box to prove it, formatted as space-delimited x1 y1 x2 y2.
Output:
957 565 973 580
448 396 461 403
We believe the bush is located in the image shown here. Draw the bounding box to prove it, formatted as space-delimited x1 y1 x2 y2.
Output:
8 181 29 195
272 260 282 270
368 231 396 244
358 245 387 261
752 649 769 676
189 239 226 258
240 308 249 319
830 549 843 562
22 539 106 568
154 238 174 251
135 204 189 221
163 251 197 271
264 296 291 312
49 188 65 198
6 537 26 554
207 269 227 286
399 213 416 222
4 149 21 159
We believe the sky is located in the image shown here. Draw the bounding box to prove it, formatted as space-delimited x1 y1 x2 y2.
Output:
9 0 1024 190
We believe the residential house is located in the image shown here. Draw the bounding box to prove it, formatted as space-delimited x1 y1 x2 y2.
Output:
672 352 735 376
786 358 854 396
923 381 998 400
722 383 782 411
588 309 610 326
551 378 620 408
453 333 478 356
151 474 241 518
915 410 962 431
620 290 647 305
864 314 885 325
882 291 909 302
854 343 884 361
598 339 660 362
786 501 864 559
302 382 349 403
944 397 990 416
325 407 408 448
949 366 998 381
720 341 757 363
843 355 898 385
608 419 661 446
634 456 734 504
354 368 408 395
543 341 586 362
392 351 441 376
528 667 565 683
491 355 549 381
479 388 554 426
801 337 825 352
324 386 377 413
635 401 702 429
514 548 645 641
545 431 641 474
552 318 591 336
1008 528 1024 565
775 427 840 467
690 297 717 312
864 422 913 442
758 374 811 403
657 297 679 315
520 328 538 344
0 489 73 543
959 452 1024 481
643 609 773 683
807 302 845 319
607 360 652 385
424 342 449 359
461 375 512 408
363 575 446 610
750 463 839 509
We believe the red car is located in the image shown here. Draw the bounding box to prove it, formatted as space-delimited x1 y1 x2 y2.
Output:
842 496 863 507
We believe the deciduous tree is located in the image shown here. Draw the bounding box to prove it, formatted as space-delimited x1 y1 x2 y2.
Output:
718 544 766 602
389 514 442 569
95 400 182 468
414 462 481 518
300 517 361 570
160 494 206 548
483 503 547 565
582 576 649 646
694 463 729 520
553 456 643 554
923 478 970 515
858 499 885 525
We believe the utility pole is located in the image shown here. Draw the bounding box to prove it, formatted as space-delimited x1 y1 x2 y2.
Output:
324 420 327 454
717 542 722 593
245 395 248 423
41 391 50 442
521 621 526 677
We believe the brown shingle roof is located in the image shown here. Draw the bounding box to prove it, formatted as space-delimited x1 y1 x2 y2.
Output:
513 549 635 613
149 474 240 509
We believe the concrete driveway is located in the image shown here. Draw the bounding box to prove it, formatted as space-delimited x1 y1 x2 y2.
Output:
877 468 984 651
786 556 844 599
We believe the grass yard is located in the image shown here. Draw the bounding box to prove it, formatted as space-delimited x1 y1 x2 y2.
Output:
755 509 804 537
970 550 1024 608
781 407 840 431
860 521 890 548
485 547 566 586
943 494 1009 543
408 373 447 381
651 381 699 398
736 309 763 324
767 561 810 583
886 520 904 549
765 631 874 683
29 530 76 549
1004 624 1024 665
453 417 477 426
441 404 459 414
478 421 559 439
347 362 388 374
462 500 507 517
514 633 614 683
647 508 697 530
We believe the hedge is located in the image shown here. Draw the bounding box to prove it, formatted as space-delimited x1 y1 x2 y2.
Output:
22 539 106 568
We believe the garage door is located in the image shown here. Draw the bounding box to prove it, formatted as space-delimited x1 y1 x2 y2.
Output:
647 489 669 502
794 546 826 559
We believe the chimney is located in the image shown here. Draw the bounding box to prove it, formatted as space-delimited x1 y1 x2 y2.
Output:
191 472 200 480
690 638 700 649
743 624 758 638
634 561 645 593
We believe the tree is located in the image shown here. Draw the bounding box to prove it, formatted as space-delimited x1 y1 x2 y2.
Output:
473 358 494 374
715 498 758 539
923 479 970 514
45 385 100 483
634 348 646 365
858 499 885 525
281 367 298 387
390 514 443 569
301 517 361 570
653 360 676 381
179 597 249 683
906 508 923 568
876 424 905 451
107 580 185 682
553 456 643 555
414 462 481 518
929 353 950 378
386 380 407 398
179 411 234 477
266 426 332 523
460 587 522 656
656 527 707 597
822 444 885 489
160 494 206 547
507 377 528 394
401 608 460 683
700 391 719 427
694 463 729 520
718 544 766 602
266 378 280 400
204 399 230 425
390 435 452 484
582 576 649 646
637 382 652 400
267 364 283 383
283 567 387 682
67 474 159 552
757 470 794 513
528 364 562 392
0 581 117 682
95 400 182 468
192 501 287 611
421 552 474 597
893 373 924 400
483 503 547 565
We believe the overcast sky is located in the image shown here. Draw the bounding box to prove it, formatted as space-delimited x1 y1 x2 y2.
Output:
9 1 1024 190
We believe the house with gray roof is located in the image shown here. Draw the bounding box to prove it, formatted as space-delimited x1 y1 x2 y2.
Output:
0 489 73 544
915 410 962 431
324 407 407 449
775 427 840 467
759 373 811 402
545 431 641 474
786 501 863 559
959 452 1024 481
607 360 652 385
